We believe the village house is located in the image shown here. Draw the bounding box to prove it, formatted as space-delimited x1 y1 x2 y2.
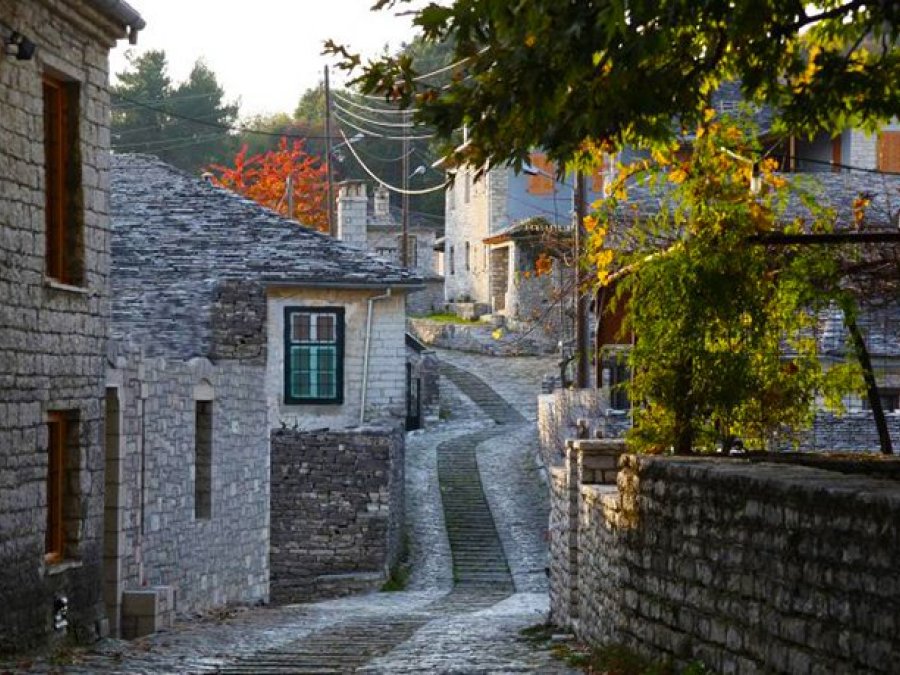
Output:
0 0 145 651
336 181 444 316
106 153 422 633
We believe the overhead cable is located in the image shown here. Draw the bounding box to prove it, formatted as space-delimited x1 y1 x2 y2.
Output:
334 113 435 140
338 129 447 195
332 101 421 129
332 91 409 115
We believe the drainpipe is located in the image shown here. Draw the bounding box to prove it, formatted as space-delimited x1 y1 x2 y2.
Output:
360 288 393 425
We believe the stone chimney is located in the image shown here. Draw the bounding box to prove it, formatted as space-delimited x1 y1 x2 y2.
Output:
373 185 391 221
336 180 368 249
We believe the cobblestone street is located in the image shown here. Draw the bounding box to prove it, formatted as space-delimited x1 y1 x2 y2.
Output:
4 349 573 674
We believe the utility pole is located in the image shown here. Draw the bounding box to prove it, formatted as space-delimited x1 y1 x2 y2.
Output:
286 174 294 219
401 109 410 267
574 169 590 388
324 66 336 237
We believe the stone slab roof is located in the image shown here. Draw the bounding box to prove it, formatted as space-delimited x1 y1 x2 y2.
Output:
111 153 421 358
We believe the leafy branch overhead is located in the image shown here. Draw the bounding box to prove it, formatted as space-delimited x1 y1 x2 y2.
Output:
327 1 899 169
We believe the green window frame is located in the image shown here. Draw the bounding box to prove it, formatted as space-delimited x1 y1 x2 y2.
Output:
284 307 344 404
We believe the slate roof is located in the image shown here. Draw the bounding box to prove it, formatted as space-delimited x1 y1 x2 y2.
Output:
110 153 421 358
617 168 900 230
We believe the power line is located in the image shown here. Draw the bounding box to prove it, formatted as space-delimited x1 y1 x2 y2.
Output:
333 113 435 140
111 89 230 109
332 101 424 129
115 131 232 151
338 129 447 195
331 90 409 115
113 93 335 140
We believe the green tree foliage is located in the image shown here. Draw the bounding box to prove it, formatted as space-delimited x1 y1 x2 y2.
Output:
329 1 899 169
590 118 864 453
112 51 239 173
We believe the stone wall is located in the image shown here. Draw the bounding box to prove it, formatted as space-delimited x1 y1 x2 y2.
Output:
105 346 269 628
209 280 267 364
551 452 900 673
779 411 900 453
270 426 404 603
537 389 629 468
0 0 126 651
406 277 445 316
444 165 506 304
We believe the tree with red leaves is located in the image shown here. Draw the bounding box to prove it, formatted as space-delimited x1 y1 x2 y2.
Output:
209 138 329 232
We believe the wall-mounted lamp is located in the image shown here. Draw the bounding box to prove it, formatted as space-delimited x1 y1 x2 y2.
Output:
5 31 36 60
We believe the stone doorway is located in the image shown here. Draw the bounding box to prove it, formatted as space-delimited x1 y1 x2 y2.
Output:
103 387 124 637
490 246 510 312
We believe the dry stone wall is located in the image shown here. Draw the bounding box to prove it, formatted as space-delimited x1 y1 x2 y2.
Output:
552 453 900 674
270 426 404 603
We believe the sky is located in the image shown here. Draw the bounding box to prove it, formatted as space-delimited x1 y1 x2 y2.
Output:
110 1 418 118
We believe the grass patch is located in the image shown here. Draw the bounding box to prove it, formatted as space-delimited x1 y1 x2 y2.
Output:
415 312 481 324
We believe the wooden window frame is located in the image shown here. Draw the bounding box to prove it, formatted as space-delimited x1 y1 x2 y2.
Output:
45 412 67 564
43 74 82 285
284 307 345 405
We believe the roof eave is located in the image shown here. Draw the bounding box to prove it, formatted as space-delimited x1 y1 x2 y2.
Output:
84 0 145 43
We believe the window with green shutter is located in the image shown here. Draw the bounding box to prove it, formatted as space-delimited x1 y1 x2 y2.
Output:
284 307 344 404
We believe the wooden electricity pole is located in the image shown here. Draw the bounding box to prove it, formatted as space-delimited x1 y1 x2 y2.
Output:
401 110 410 267
574 169 590 388
324 66 336 237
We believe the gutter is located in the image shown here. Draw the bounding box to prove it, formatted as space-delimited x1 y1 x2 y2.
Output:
84 0 146 43
360 288 393 425
264 280 424 291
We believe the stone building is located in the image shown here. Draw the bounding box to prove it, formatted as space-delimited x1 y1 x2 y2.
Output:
442 156 608 336
106 153 420 632
337 181 444 315
0 0 144 651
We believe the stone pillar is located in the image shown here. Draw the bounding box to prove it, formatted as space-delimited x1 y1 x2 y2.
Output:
336 180 368 249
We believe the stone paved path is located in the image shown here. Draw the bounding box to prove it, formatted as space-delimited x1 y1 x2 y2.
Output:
4 351 571 674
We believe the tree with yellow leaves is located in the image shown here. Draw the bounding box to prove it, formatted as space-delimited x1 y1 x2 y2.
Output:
592 116 864 454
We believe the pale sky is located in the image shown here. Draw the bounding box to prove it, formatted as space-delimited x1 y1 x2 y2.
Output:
110 1 419 118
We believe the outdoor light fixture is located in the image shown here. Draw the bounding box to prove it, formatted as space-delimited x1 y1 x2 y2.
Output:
4 31 36 60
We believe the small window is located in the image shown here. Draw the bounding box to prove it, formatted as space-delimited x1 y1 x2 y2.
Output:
449 246 455 275
43 74 82 285
284 308 344 404
602 352 631 411
465 242 470 271
46 411 78 564
194 401 212 519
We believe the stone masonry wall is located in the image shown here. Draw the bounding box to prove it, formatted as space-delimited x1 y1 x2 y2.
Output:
552 453 900 673
270 426 404 603
106 347 269 624
0 0 125 651
209 280 267 364
406 278 445 316
537 389 629 468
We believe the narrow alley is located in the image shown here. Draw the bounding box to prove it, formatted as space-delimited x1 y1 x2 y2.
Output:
7 350 575 674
